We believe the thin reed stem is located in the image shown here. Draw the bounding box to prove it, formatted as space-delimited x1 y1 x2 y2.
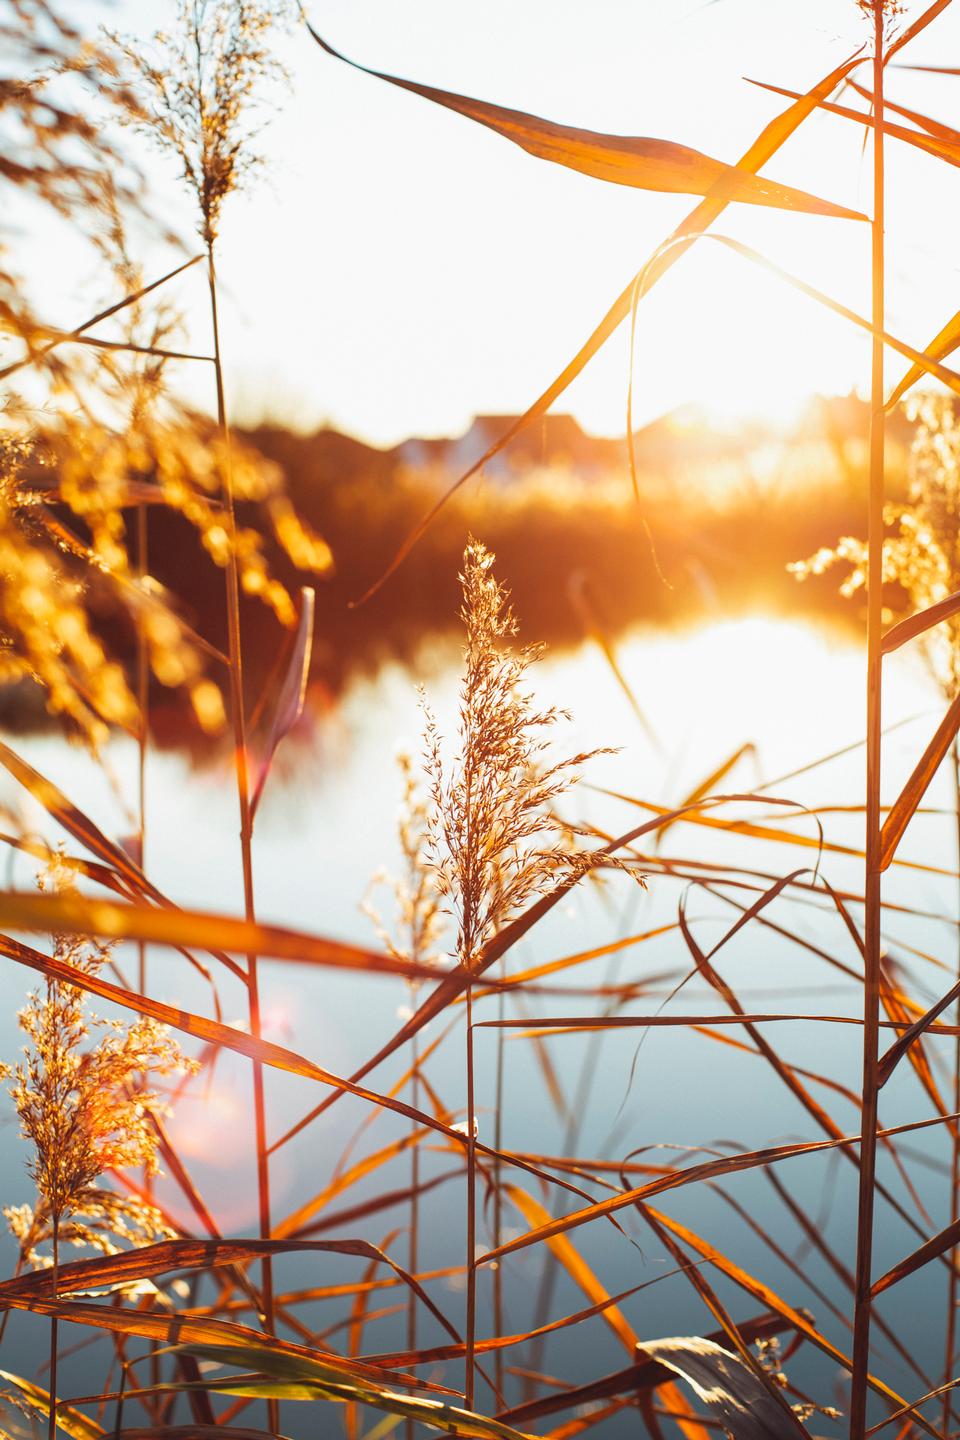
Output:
47 1210 58 1440
406 1005 420 1440
135 500 161 1395
944 739 960 1436
492 968 505 1401
136 498 149 1005
205 242 275 1369
851 10 886 1438
465 978 477 1409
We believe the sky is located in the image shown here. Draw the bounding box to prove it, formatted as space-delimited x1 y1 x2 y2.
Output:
18 0 960 445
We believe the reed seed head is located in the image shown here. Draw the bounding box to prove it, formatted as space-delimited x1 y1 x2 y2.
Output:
423 538 639 972
4 859 196 1263
110 0 290 245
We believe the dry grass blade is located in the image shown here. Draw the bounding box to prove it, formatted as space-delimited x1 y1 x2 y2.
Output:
249 585 315 818
631 1208 806 1440
0 1238 460 1347
637 1336 806 1440
881 589 960 654
0 739 162 899
271 800 707 1149
879 977 960 1087
480 1134 864 1267
886 0 955 61
703 233 960 400
0 833 137 902
665 744 757 838
879 963 953 1135
365 1279 677 1368
887 304 960 409
503 1186 636 1354
878 690 960 870
160 1344 536 1440
847 76 960 142
872 1214 960 1297
0 1369 104 1440
0 928 469 1142
304 23 865 218
0 889 435 980
0 1297 452 1396
114 1431 287 1440
566 572 662 750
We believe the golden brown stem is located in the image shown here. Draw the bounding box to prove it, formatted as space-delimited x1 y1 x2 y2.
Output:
465 979 477 1410
47 1210 58 1440
205 242 276 1395
944 740 960 1435
850 9 885 1438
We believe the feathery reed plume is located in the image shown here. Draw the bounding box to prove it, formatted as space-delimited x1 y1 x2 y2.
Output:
366 750 446 974
791 396 960 699
855 0 905 25
424 539 619 965
109 0 288 247
422 537 636 1406
3 859 194 1436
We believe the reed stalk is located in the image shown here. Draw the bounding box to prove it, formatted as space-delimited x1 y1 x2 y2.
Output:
47 1211 58 1440
850 7 886 1437
465 978 477 1409
492 970 505 1402
406 1014 420 1440
205 241 276 1361
944 738 960 1436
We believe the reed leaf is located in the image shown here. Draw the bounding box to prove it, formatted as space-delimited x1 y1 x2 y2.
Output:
0 1371 103 1440
305 25 865 219
348 50 866 602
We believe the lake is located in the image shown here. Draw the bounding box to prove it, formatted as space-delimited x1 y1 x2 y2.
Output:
0 613 956 1435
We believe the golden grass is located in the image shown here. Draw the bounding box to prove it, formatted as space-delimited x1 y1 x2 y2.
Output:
4 2 960 1440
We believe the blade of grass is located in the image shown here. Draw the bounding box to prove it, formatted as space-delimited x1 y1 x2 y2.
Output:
303 22 865 217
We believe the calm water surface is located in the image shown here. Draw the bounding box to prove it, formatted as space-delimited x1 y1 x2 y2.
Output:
0 616 955 1432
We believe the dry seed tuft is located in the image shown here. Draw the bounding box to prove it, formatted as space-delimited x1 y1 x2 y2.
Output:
109 0 289 244
3 858 196 1266
423 538 640 973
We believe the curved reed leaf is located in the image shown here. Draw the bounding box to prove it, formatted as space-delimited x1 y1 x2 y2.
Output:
637 1336 806 1440
304 24 865 218
165 1343 534 1440
249 585 315 819
0 889 434 980
879 691 960 871
0 929 463 1139
497 1315 795 1427
882 589 960 654
0 1237 458 1347
0 1370 104 1440
342 50 865 602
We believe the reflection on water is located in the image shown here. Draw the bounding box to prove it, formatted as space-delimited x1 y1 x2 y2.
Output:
0 614 954 1430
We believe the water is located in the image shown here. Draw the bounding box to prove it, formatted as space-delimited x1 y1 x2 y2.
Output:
0 615 955 1433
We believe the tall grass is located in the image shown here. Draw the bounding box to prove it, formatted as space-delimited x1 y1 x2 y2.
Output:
3 4 960 1440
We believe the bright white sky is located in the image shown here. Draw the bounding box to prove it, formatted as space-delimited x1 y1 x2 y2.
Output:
24 0 960 443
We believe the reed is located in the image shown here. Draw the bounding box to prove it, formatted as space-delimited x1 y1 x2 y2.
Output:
3 3 960 1439
112 0 297 1381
